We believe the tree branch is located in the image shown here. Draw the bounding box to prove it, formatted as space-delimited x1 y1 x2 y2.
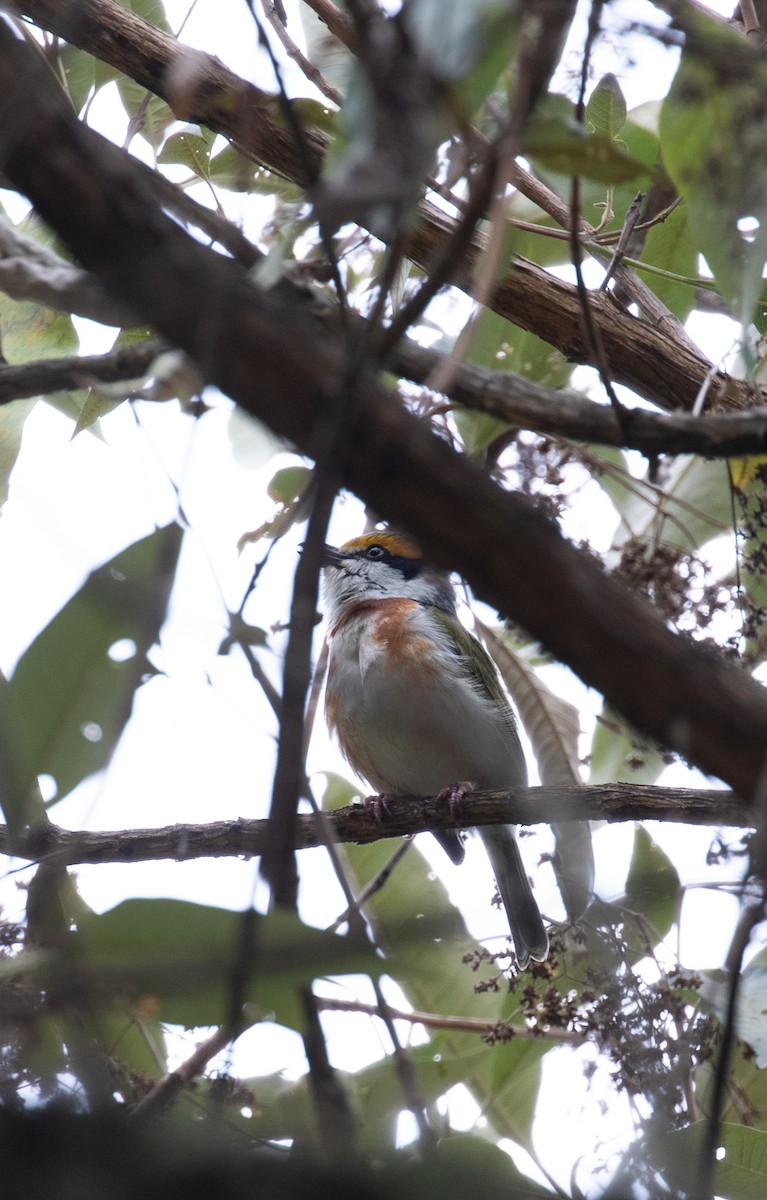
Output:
4 786 750 867
3 22 767 803
0 340 164 403
315 995 588 1045
16 0 759 416
392 338 767 458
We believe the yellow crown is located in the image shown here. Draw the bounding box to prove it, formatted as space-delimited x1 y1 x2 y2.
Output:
341 530 422 559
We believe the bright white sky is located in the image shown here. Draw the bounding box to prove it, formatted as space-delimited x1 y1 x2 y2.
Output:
0 0 751 1188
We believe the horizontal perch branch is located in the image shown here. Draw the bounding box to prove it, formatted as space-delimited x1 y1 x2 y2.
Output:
6 784 749 868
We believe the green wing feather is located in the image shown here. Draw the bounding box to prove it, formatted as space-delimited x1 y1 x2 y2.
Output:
431 609 521 738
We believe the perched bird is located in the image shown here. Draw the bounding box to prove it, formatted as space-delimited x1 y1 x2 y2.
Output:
322 529 548 967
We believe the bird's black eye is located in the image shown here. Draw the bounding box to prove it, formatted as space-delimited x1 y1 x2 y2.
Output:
366 545 386 560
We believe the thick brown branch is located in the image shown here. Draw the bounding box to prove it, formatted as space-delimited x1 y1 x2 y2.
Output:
3 786 750 867
17 0 326 186
2 25 767 802
16 0 758 415
3 295 762 462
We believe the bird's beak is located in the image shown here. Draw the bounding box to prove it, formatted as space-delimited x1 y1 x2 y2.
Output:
321 544 344 568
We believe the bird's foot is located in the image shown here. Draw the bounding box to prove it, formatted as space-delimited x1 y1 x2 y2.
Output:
437 780 476 819
363 792 393 824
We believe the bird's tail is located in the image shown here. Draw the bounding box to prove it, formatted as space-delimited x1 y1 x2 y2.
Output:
480 826 548 968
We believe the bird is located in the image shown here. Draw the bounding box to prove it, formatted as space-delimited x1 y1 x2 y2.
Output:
322 528 549 967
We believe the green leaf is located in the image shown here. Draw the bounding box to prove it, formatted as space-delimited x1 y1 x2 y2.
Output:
523 99 650 185
488 1032 547 1149
72 391 126 435
0 221 79 364
267 465 312 506
116 77 174 151
477 623 594 919
58 45 96 113
699 954 767 1069
397 1133 551 1199
589 704 668 787
348 1038 492 1151
587 73 627 142
453 306 572 455
623 826 680 943
0 670 47 842
0 209 79 496
209 152 303 200
652 1122 767 1200
208 145 260 192
606 453 732 557
405 0 518 86
696 1040 767 1133
124 0 171 33
0 400 36 511
298 3 351 94
77 899 378 1030
157 126 217 180
660 15 767 324
6 524 183 814
637 202 699 322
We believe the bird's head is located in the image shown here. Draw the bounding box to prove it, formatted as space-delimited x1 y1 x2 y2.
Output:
322 530 456 616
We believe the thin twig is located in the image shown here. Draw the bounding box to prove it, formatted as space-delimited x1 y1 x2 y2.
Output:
371 977 436 1151
326 840 412 933
259 0 342 104
316 994 588 1044
300 0 358 54
378 151 497 355
599 193 644 291
130 1024 234 1118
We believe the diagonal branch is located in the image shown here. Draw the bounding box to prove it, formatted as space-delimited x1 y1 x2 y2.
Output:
15 0 758 416
2 21 767 802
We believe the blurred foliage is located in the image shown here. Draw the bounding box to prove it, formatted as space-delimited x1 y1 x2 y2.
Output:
1 0 767 1198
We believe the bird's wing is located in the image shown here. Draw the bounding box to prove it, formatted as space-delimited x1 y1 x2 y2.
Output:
431 608 523 743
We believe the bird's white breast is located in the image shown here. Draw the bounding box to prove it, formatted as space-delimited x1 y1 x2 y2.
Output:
325 600 525 796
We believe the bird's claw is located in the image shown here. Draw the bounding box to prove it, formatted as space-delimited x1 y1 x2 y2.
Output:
363 793 393 823
437 780 476 818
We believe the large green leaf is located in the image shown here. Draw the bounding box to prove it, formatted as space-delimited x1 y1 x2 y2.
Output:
0 210 81 505
116 75 174 151
396 1133 551 1199
605 453 731 558
119 0 170 31
622 826 680 945
660 14 767 325
0 670 47 839
157 125 217 181
652 1121 767 1200
523 94 652 186
5 524 183 821
637 203 699 322
0 399 36 512
453 306 572 456
479 622 594 920
699 949 767 1069
696 1041 767 1134
57 44 96 113
588 703 668 788
586 73 627 143
76 899 377 1031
